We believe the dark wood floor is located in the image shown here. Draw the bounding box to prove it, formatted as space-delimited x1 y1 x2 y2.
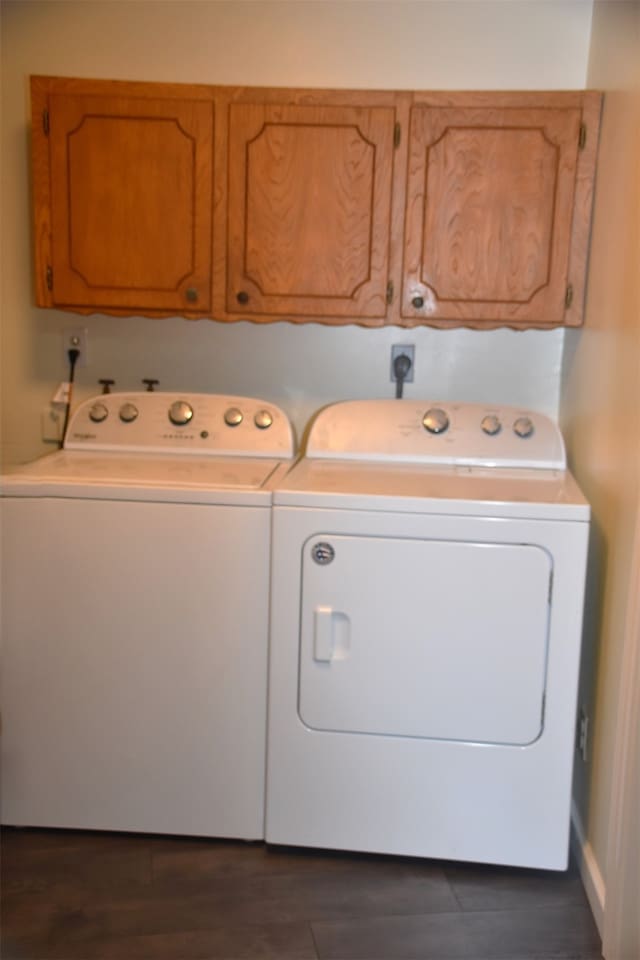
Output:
1 827 602 959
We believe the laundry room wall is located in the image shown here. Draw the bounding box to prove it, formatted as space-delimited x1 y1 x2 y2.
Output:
560 0 640 949
0 0 594 467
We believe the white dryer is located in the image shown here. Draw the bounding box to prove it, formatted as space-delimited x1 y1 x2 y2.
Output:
266 400 590 870
1 392 294 839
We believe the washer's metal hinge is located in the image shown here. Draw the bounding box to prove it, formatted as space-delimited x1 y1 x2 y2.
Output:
565 285 574 310
548 570 554 604
579 123 587 150
43 108 50 136
394 122 401 149
46 265 53 291
386 280 394 304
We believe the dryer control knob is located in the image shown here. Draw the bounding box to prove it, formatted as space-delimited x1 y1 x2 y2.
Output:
481 414 502 436
254 409 273 430
168 401 194 427
513 416 535 439
422 408 449 435
89 402 109 424
224 407 243 427
119 402 139 423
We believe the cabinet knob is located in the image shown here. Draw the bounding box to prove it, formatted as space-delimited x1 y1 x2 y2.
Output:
185 287 199 303
411 295 425 309
236 291 250 305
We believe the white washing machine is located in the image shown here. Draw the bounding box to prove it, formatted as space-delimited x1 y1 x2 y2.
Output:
266 399 590 870
1 391 294 838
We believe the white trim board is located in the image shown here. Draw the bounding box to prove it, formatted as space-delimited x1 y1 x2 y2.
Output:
571 800 606 937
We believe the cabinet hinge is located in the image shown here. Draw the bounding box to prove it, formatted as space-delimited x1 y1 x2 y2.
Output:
46 265 53 291
579 123 587 150
386 280 394 304
394 122 401 149
42 109 50 136
565 285 574 310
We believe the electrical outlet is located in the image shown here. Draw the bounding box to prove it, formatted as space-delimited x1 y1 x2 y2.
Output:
390 344 415 382
62 327 88 367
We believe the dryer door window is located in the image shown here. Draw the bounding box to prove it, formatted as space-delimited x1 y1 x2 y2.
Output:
299 535 551 746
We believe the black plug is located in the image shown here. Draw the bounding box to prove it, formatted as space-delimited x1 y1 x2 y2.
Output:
393 352 412 399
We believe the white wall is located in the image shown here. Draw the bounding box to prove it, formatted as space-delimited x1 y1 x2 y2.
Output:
561 0 640 942
0 0 593 466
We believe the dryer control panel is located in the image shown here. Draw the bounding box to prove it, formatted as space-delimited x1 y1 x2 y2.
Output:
65 393 295 458
305 400 565 469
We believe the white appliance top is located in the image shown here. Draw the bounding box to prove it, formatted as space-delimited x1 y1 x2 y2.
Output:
306 399 565 469
2 392 295 505
275 400 589 521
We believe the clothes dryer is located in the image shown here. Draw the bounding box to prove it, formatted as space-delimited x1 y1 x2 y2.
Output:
1 392 294 838
266 400 589 869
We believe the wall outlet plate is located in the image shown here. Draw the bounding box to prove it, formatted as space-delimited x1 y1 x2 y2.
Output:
62 327 88 367
390 344 415 382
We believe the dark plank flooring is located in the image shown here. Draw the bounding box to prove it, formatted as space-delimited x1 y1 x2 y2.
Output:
1 828 602 959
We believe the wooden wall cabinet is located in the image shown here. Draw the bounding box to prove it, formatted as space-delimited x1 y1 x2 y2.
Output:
217 89 404 324
32 77 215 315
400 93 602 328
31 78 601 328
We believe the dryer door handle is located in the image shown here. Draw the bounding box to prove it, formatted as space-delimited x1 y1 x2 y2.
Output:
314 606 335 661
313 606 351 662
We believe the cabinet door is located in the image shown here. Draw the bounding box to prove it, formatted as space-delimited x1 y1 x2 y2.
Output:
226 102 395 321
46 93 213 312
402 104 584 325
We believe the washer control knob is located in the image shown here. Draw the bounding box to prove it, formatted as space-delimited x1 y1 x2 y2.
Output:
513 416 535 439
168 401 194 427
119 402 139 423
254 409 273 430
422 408 450 435
224 407 243 427
481 414 502 436
89 402 109 424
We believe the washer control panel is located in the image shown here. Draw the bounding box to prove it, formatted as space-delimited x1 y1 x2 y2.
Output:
306 400 565 469
66 393 295 458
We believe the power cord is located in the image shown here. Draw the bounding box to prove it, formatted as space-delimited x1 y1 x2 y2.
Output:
60 347 80 448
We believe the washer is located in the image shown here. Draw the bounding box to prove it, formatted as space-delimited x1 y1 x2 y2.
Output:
1 391 294 838
266 399 590 870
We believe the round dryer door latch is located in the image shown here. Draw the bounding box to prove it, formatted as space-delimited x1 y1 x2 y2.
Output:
311 542 335 565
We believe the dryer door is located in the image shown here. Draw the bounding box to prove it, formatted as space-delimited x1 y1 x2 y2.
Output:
299 534 552 745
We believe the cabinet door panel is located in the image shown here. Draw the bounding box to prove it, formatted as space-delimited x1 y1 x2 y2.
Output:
402 106 582 324
227 103 395 319
49 94 213 311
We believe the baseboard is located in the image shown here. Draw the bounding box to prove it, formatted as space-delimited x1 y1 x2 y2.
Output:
571 800 606 937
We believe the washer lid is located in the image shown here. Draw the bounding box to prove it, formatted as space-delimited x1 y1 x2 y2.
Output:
2 451 289 505
273 458 589 521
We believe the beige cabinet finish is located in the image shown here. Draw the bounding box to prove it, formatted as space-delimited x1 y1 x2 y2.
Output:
31 79 601 328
